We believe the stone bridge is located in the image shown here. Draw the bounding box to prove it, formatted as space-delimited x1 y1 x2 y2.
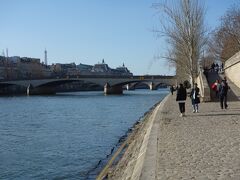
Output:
0 75 176 95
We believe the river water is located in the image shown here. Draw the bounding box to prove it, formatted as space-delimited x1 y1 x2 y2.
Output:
0 89 168 180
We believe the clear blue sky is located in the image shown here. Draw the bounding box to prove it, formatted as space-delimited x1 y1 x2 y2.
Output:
0 0 239 75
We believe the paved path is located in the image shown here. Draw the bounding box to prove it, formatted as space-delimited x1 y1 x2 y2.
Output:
156 92 240 179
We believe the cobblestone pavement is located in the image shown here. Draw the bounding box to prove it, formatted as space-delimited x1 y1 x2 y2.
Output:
156 93 240 180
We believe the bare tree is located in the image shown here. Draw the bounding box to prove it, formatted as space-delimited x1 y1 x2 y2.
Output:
210 5 240 62
153 0 207 86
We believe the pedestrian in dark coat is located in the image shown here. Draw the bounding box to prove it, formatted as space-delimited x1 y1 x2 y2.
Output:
190 83 200 113
170 85 174 95
176 83 187 117
219 79 229 109
221 63 224 72
211 63 215 72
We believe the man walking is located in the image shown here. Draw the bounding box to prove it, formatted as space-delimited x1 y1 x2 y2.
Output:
176 83 187 117
170 85 174 95
219 79 229 109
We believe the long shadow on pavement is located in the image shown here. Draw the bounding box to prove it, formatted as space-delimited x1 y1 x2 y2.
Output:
188 113 240 117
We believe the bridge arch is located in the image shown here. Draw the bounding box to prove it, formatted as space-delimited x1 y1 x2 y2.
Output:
30 79 105 95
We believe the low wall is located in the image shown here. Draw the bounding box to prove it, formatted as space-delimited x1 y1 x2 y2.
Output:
196 68 211 102
224 51 240 89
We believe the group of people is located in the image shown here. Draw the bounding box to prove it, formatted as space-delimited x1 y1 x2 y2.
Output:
173 77 229 117
175 83 200 117
211 62 224 73
211 77 229 109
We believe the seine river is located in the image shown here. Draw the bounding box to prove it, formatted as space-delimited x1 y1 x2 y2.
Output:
0 89 168 179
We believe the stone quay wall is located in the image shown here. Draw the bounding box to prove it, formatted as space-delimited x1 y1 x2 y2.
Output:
224 51 240 89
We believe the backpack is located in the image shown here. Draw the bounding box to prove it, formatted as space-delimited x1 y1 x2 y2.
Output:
211 83 217 91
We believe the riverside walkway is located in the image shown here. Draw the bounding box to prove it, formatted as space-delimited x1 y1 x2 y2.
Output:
155 92 240 179
107 73 240 180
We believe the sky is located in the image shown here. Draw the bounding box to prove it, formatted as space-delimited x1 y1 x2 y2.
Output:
0 0 239 75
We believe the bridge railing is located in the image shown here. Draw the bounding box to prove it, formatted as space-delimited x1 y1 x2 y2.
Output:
0 74 134 82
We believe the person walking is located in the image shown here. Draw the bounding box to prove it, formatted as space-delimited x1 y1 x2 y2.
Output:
219 79 229 109
211 80 220 98
190 83 200 113
211 63 215 72
176 83 187 117
170 85 174 95
215 63 219 73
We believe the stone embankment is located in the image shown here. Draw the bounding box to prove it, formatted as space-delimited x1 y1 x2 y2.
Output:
97 94 170 180
100 84 240 179
224 51 240 89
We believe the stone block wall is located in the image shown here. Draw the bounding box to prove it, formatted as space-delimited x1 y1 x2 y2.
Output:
224 51 240 89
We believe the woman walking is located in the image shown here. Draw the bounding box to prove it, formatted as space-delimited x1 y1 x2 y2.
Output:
176 83 187 117
190 83 200 113
211 79 220 98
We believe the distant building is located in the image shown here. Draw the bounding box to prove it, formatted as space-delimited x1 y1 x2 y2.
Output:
76 59 132 76
0 55 133 80
52 63 80 77
115 63 132 76
18 57 43 79
77 63 93 71
91 61 111 73
0 58 5 79
0 56 53 80
76 63 94 76
20 57 41 63
41 64 52 78
0 56 19 80
0 56 5 66
8 56 21 63
91 60 133 76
